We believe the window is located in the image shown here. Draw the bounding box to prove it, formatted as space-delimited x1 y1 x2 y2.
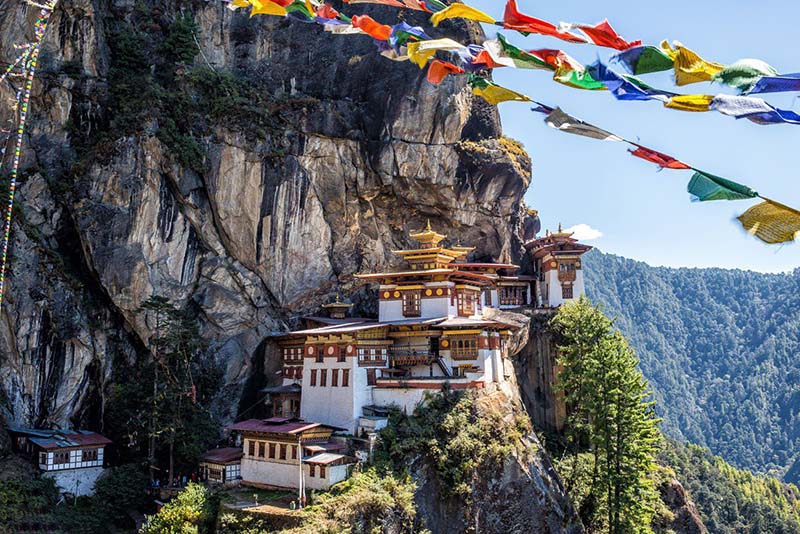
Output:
54 451 70 464
331 369 339 387
309 465 316 477
319 466 326 478
291 445 297 460
280 444 287 460
337 350 345 363
310 369 317 387
249 440 256 457
316 351 323 363
209 468 222 480
366 368 377 386
297 368 303 380
402 291 421 317
81 449 98 462
342 369 350 387
269 443 276 459
457 291 475 317
500 286 528 306
320 369 328 387
562 285 574 299
258 442 266 458
483 288 492 306
40 452 47 465
450 337 478 360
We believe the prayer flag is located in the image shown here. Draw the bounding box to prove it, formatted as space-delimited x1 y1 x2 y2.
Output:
687 170 757 201
612 45 674 75
588 61 675 100
628 144 691 169
713 59 778 92
661 41 725 86
553 65 606 91
344 0 405 7
481 34 551 70
709 95 800 125
503 0 587 43
351 15 392 40
747 74 800 95
664 94 714 112
427 59 465 84
249 0 288 16
407 38 466 68
389 22 430 48
544 108 623 141
737 198 800 244
566 20 641 50
469 75 531 105
431 4 496 26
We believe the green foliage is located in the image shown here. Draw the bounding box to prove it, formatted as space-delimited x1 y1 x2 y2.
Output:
161 15 200 64
276 468 422 534
140 482 218 534
551 297 662 534
94 463 151 519
584 250 800 478
377 388 531 502
661 439 800 533
0 476 60 532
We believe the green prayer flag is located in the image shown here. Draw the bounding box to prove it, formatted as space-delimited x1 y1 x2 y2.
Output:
554 67 606 91
494 34 551 70
687 170 758 201
631 46 674 75
712 59 778 92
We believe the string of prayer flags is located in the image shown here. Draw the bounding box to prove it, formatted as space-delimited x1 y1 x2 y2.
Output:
687 170 758 202
249 0 288 16
468 75 531 105
588 61 676 101
407 38 465 67
612 45 674 75
343 0 434 10
712 59 778 93
628 145 691 170
660 41 725 86
544 107 623 141
503 0 587 44
708 94 800 125
560 20 641 51
737 198 800 244
427 59 464 84
389 22 430 49
431 3 495 27
663 94 714 112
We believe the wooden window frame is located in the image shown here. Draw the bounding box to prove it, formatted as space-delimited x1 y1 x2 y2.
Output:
258 442 266 458
366 368 377 386
319 466 326 478
331 369 339 387
402 290 421 317
457 291 475 317
269 443 276 459
342 368 350 387
291 445 297 460
310 369 317 387
320 369 327 387
279 444 287 460
562 285 574 299
450 337 479 360
309 465 316 477
249 440 256 457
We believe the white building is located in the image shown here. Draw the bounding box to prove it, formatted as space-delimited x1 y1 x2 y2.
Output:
8 427 111 496
273 223 527 435
228 417 355 492
526 225 592 307
199 447 243 486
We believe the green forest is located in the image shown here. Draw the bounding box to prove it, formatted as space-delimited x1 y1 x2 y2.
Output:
584 249 800 480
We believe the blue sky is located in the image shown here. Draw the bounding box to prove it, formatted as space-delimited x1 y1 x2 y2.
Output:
468 0 800 272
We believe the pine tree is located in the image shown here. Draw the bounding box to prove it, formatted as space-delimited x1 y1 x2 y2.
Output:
551 296 661 534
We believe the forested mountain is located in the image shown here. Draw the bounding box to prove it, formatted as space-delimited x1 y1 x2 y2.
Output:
584 250 800 480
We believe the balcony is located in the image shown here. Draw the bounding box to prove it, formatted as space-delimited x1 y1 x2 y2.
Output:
388 345 437 367
558 270 576 282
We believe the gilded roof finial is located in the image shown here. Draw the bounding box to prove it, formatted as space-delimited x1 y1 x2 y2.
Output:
425 219 432 232
558 223 562 233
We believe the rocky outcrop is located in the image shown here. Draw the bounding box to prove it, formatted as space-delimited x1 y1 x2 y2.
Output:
0 1 534 428
656 478 707 534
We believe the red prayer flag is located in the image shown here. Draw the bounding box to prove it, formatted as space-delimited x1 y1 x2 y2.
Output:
472 50 507 70
629 145 691 170
574 20 641 51
270 0 294 6
427 60 465 85
529 49 581 71
351 15 392 40
503 0 587 44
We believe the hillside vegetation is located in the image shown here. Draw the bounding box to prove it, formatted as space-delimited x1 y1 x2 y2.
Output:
584 250 800 479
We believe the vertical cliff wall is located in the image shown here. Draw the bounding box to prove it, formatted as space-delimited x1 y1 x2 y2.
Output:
0 0 535 428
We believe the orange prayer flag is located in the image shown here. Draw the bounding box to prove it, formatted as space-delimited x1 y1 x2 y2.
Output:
427 60 465 85
351 15 392 40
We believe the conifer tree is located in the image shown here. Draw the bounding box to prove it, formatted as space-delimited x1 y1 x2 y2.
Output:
551 296 661 534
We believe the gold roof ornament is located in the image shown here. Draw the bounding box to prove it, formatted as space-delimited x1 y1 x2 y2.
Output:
551 223 575 239
321 295 353 310
409 220 447 248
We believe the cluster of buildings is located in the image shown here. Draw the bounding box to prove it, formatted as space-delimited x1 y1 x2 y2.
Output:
7 223 591 500
212 223 591 493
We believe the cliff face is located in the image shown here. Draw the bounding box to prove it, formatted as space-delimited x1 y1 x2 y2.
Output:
0 1 534 428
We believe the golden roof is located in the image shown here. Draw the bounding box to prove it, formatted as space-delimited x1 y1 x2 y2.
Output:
409 220 446 248
321 295 353 309
549 223 574 239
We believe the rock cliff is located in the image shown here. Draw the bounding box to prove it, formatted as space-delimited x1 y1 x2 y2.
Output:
0 0 534 428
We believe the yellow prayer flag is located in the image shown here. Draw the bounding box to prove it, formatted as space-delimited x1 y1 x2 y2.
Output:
472 84 531 106
228 0 251 9
407 39 465 68
249 0 287 16
661 40 725 86
664 94 714 112
431 4 496 27
737 198 800 244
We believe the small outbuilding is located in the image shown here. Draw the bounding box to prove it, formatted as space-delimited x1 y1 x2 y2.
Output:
199 447 243 485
